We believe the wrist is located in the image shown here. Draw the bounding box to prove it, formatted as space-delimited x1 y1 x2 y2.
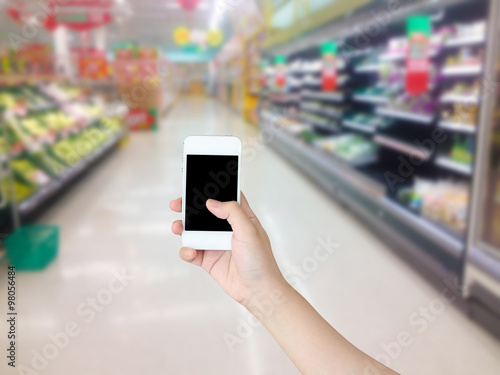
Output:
243 277 295 322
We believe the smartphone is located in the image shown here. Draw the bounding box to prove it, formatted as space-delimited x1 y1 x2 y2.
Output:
182 135 241 250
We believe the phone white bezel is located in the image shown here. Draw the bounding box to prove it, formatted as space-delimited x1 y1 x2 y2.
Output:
182 135 241 250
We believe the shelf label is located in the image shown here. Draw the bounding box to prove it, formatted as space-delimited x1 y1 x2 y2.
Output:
321 42 337 92
406 16 431 95
274 55 286 89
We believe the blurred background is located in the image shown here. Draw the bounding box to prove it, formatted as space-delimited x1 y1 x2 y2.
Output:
0 0 499 374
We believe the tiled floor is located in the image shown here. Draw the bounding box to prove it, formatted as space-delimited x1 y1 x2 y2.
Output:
1 96 499 375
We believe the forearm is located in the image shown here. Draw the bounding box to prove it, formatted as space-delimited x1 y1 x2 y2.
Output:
246 281 398 375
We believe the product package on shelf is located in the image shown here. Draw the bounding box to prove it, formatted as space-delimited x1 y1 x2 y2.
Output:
397 178 469 236
314 134 378 166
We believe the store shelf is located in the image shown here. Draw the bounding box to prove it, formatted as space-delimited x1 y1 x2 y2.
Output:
354 64 382 73
353 94 390 105
267 123 386 198
435 156 473 176
442 65 482 76
302 91 344 102
300 103 321 112
268 93 301 103
376 107 434 124
263 122 464 262
318 148 378 167
440 93 479 105
18 131 123 216
381 198 464 258
342 120 376 134
18 180 62 216
321 109 344 119
379 52 406 61
438 120 476 133
311 122 341 133
379 49 438 61
444 34 485 47
374 134 432 160
300 105 343 120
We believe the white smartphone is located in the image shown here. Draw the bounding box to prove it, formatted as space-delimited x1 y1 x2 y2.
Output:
182 135 241 250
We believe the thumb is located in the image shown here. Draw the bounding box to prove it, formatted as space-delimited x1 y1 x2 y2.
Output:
206 199 257 238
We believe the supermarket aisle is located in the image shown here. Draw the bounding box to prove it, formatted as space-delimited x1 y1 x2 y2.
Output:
3 96 500 375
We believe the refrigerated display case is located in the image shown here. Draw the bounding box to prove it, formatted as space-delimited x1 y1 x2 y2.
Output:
259 0 492 285
464 0 500 335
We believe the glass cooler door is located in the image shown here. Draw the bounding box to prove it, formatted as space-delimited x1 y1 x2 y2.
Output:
464 0 500 313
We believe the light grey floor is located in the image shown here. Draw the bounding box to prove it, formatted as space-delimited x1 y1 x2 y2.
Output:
1 96 499 375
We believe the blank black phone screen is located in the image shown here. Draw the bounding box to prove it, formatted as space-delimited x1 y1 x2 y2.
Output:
185 155 238 231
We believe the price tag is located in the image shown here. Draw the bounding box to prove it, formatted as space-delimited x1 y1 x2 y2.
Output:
406 16 431 95
321 42 337 92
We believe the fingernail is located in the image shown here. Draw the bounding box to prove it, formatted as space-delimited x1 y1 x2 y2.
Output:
207 199 221 208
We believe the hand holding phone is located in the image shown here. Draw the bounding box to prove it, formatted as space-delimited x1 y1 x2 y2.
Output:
170 193 286 305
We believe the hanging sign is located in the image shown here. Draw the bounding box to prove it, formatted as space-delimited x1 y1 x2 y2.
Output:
406 15 431 95
177 0 201 11
260 60 268 89
274 55 286 89
321 42 337 92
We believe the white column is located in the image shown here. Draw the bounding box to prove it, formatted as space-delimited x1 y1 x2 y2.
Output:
94 26 107 51
53 26 73 77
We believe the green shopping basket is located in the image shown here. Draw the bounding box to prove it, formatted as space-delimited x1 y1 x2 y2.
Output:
5 225 59 271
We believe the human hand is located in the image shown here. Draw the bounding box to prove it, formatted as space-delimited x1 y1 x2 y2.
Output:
170 193 287 307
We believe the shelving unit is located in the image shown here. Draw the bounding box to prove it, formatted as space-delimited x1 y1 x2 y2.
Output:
438 120 476 133
0 81 124 224
301 91 344 102
374 135 432 160
259 0 491 281
353 94 390 105
435 155 473 175
376 106 434 124
441 65 482 76
342 119 377 134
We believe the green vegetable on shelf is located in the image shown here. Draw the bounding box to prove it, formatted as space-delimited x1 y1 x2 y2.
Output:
30 149 69 178
52 139 84 166
11 158 51 187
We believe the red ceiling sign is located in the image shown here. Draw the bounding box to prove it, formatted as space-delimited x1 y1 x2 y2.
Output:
7 0 112 32
177 0 201 11
44 1 112 31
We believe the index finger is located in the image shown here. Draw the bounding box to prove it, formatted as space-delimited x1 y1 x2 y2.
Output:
169 197 182 213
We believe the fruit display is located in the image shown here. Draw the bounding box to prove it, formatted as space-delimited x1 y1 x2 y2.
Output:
39 111 76 133
29 149 69 178
40 82 85 103
10 158 51 187
0 177 37 204
0 80 124 209
12 180 36 203
0 85 51 111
